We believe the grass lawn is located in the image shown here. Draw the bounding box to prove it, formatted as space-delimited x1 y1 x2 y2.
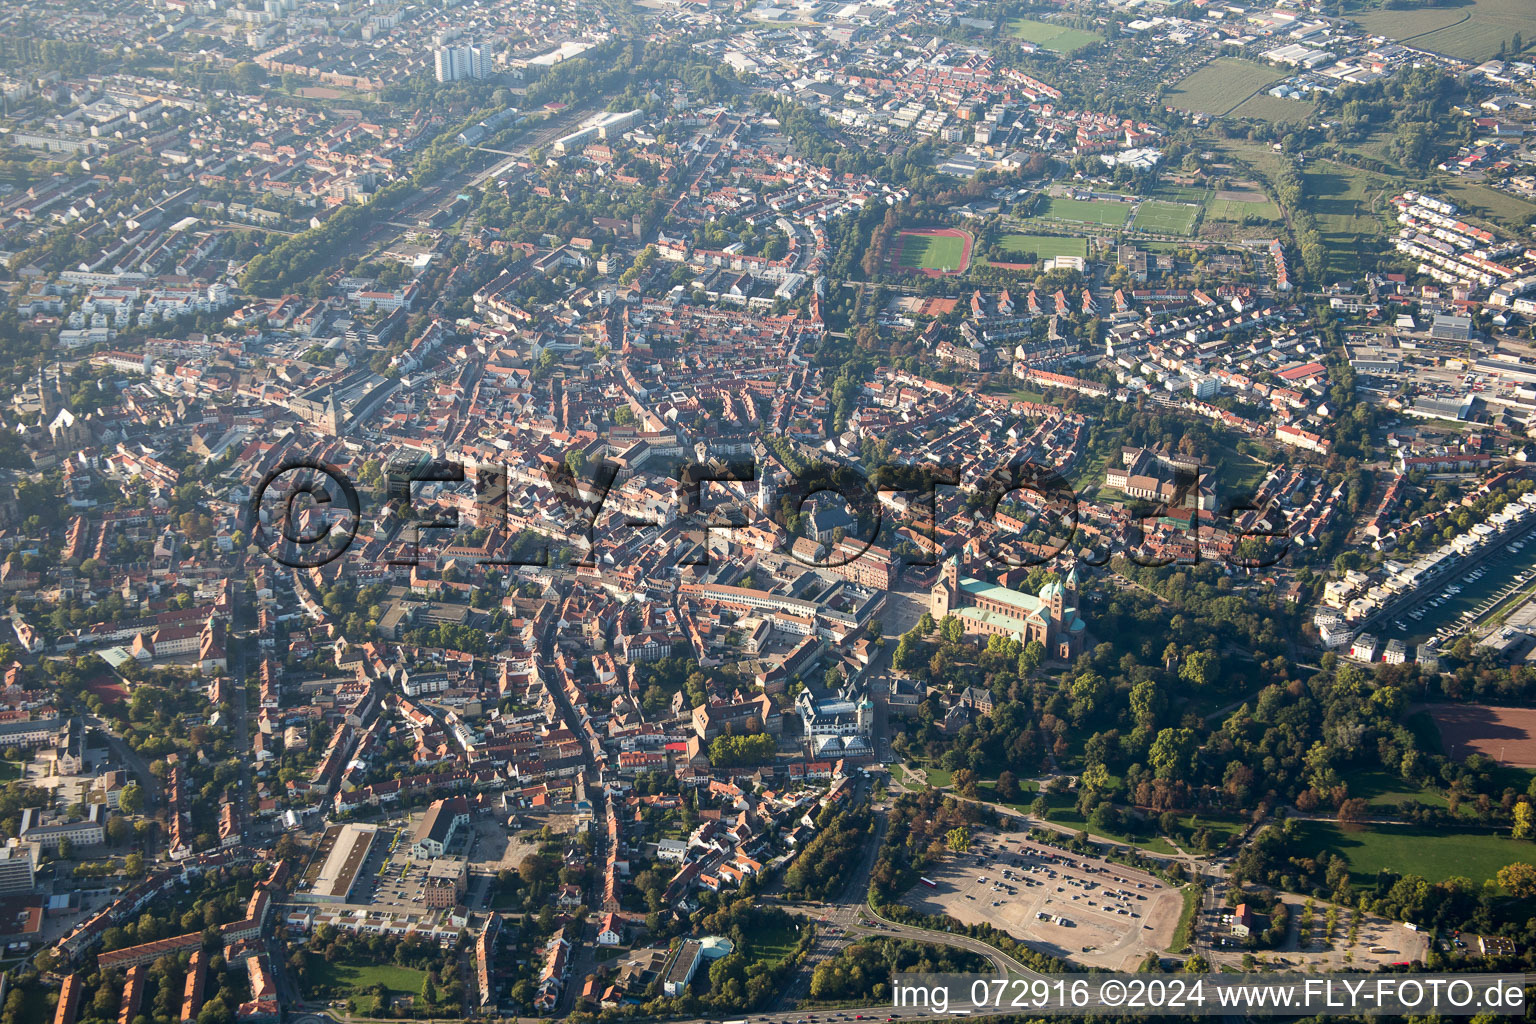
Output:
1002 387 1049 405
1438 180 1536 232
306 954 428 997
1343 768 1449 811
0 761 20 782
1169 885 1200 952
1039 793 1177 854
1154 184 1213 203
1205 194 1283 223
923 767 954 788
1040 196 1131 226
1406 710 1443 755
1168 58 1285 116
1302 160 1395 277
1215 443 1271 498
898 232 966 272
746 919 804 964
1066 427 1125 496
1203 134 1294 184
1006 17 1101 52
1292 820 1524 885
999 233 1088 260
976 778 1041 809
1490 763 1536 798
1175 813 1247 848
1131 200 1199 234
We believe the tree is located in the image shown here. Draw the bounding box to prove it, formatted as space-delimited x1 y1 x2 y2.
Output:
945 826 971 854
117 782 144 815
230 61 267 93
1019 640 1044 676
1515 801 1535 840
1497 861 1536 899
996 770 1020 802
1149 728 1197 783
1130 678 1162 726
1336 798 1369 824
951 768 979 798
708 732 776 767
106 816 132 845
1178 650 1219 688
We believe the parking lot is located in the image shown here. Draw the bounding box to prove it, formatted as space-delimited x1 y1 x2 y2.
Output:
345 815 468 912
901 828 1182 970
1201 891 1430 969
341 826 425 911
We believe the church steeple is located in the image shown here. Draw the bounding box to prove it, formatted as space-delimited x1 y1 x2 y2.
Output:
322 387 342 436
930 553 960 619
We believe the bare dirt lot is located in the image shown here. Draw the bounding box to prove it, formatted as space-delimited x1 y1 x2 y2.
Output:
467 816 542 874
899 827 1182 970
1215 187 1268 203
1427 703 1536 767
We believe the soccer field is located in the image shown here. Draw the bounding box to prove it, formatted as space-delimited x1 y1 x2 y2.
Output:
1040 197 1130 226
896 231 967 272
1006 17 1101 53
998 234 1088 260
1131 201 1199 234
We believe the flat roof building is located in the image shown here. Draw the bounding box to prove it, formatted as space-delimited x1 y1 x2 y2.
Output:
664 939 704 996
310 823 379 902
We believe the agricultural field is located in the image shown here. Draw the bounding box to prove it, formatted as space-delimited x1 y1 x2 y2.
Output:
1131 200 1199 235
1351 5 1469 40
1228 92 1317 124
1006 17 1101 53
1293 821 1523 885
1167 58 1286 116
1039 196 1132 226
998 233 1088 260
1351 0 1530 59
